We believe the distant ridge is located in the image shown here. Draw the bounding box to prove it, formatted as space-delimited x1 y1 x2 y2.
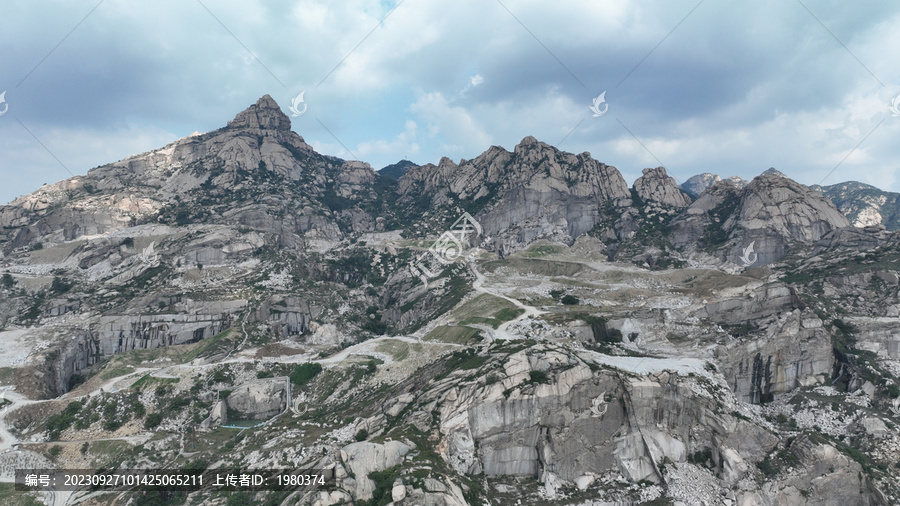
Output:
378 159 418 181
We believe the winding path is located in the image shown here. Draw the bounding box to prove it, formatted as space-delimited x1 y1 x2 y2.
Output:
469 258 546 341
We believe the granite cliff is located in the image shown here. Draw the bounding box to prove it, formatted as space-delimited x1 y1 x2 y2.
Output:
0 96 898 505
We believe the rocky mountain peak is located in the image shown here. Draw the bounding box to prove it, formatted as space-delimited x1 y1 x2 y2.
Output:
681 173 722 197
670 172 852 266
761 167 787 178
740 173 851 235
681 173 750 198
633 166 691 208
227 94 292 131
513 135 549 156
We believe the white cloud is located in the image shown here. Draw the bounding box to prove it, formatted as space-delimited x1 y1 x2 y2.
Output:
410 92 492 153
356 120 420 161
0 123 177 204
3 0 900 202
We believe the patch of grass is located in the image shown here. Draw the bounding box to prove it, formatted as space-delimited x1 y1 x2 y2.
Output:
0 483 43 506
0 367 15 385
290 363 323 386
454 293 524 329
423 325 482 344
522 244 564 258
481 258 584 277
88 440 132 468
435 348 490 380
131 375 179 391
374 340 421 362
101 365 136 381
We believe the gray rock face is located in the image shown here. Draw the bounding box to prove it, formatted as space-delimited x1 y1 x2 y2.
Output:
398 136 631 254
0 95 366 252
816 225 894 252
670 173 850 266
94 313 232 355
254 296 318 337
227 94 292 131
225 378 287 420
339 441 411 500
633 167 691 208
815 180 900 230
681 173 723 197
714 310 833 403
681 173 749 198
432 347 773 484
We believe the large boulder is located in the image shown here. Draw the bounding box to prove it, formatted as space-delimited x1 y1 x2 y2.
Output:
225 378 287 420
339 441 411 501
633 167 691 208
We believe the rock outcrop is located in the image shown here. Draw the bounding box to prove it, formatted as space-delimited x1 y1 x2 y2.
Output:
428 346 772 485
338 441 411 500
225 378 287 420
397 136 631 255
633 167 691 208
681 172 749 198
670 173 851 266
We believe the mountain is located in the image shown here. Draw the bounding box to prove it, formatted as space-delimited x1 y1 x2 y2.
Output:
812 181 900 230
1 96 899 505
378 159 418 181
670 172 851 266
681 173 749 197
683 168 900 231
396 135 632 256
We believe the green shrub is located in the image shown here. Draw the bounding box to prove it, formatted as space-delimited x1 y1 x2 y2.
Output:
756 456 779 476
886 384 900 399
528 371 551 384
48 445 63 459
175 210 192 226
144 412 163 429
366 466 400 506
355 429 369 442
226 492 253 506
688 447 713 467
362 318 388 335
560 295 579 305
290 363 323 386
50 276 74 295
1 273 15 288
46 400 84 440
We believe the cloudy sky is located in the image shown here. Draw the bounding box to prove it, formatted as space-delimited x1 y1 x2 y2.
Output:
2 0 899 204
